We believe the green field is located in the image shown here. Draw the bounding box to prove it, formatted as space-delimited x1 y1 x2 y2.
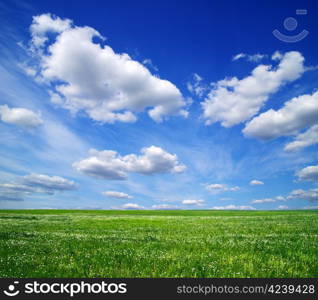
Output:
0 209 318 278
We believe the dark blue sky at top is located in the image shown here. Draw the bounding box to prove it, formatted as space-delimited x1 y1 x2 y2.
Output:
28 0 318 79
5 0 318 86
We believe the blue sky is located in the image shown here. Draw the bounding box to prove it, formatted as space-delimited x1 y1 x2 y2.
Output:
0 0 318 210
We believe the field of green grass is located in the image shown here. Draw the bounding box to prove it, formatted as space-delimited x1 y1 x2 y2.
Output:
0 209 318 278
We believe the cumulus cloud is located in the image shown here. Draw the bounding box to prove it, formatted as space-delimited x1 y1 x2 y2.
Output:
251 198 276 204
202 51 305 127
121 203 144 210
205 183 240 193
284 125 318 152
288 188 318 202
211 204 255 210
30 13 72 48
28 13 187 123
0 105 43 129
182 199 204 206
0 173 77 201
102 190 132 199
73 146 186 180
244 90 318 140
249 179 264 186
296 165 318 182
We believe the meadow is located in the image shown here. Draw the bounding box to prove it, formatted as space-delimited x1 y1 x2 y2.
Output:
0 209 317 278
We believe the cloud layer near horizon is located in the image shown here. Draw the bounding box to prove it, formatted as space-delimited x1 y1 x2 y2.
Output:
0 173 77 201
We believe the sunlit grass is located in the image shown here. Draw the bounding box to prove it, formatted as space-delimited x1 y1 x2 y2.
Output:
0 210 317 277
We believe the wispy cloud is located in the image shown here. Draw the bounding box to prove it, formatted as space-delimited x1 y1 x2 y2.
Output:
211 204 255 210
102 190 133 199
249 179 264 186
232 53 267 62
205 183 240 193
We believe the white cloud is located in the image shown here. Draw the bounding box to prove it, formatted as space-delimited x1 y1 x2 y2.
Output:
23 173 77 191
250 196 286 204
182 199 204 206
232 53 246 61
251 198 276 204
272 51 283 61
121 203 143 209
0 183 35 193
151 204 179 210
187 73 207 97
247 54 267 62
0 173 77 201
205 183 240 193
202 51 305 127
29 13 187 123
284 125 318 152
0 183 35 201
296 165 318 181
230 186 240 191
102 190 132 199
0 104 43 129
249 179 264 186
206 183 225 190
302 205 318 210
288 188 318 202
19 63 37 76
30 13 72 48
211 204 255 210
243 90 318 140
73 146 186 180
277 205 288 210
232 53 266 62
142 58 158 72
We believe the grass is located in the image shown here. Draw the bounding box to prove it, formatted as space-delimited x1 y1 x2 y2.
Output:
0 209 318 278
